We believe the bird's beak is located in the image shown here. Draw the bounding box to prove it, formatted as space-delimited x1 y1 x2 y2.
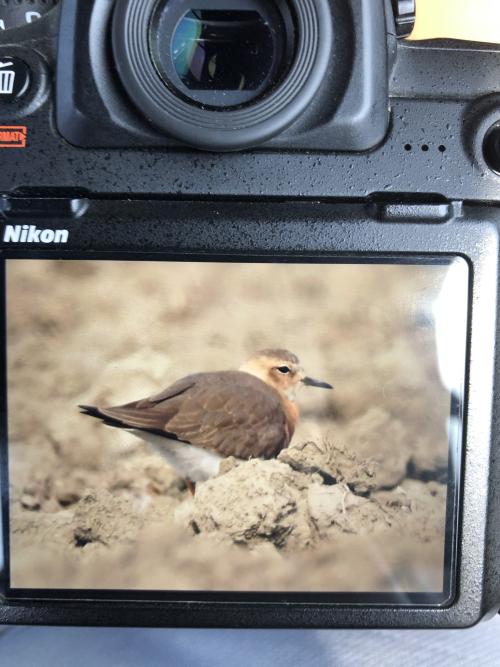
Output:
302 376 333 390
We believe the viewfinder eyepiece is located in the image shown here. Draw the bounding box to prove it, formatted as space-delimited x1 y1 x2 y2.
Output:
112 0 332 150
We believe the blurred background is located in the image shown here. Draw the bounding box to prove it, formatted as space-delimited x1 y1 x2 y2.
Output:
410 0 500 42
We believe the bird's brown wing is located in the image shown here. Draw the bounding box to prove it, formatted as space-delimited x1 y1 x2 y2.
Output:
83 371 290 460
135 374 203 406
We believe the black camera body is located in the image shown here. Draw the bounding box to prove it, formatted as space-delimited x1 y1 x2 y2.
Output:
1 0 500 630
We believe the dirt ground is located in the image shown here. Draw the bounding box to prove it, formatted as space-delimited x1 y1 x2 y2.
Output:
5 259 454 593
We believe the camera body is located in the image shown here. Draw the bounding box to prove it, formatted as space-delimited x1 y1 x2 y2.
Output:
0 0 500 630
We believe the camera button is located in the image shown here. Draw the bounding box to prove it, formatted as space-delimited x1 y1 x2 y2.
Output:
0 57 31 102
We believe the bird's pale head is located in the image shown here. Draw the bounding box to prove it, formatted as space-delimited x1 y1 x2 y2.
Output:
239 349 333 400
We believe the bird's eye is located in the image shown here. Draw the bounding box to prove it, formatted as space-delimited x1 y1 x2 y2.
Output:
276 366 291 374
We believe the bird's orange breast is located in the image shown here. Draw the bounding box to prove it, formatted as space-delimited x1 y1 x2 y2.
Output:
282 398 299 444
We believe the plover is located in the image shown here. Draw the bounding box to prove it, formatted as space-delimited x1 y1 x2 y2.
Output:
80 349 332 491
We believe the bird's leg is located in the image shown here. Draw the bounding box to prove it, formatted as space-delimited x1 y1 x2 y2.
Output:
341 483 350 514
186 479 196 496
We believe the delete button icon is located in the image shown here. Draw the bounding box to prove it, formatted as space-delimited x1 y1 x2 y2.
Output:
0 62 15 95
0 58 31 101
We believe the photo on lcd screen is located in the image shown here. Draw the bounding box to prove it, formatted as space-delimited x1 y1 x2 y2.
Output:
1 258 468 601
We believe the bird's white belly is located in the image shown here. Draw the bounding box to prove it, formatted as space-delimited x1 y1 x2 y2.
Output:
130 430 223 482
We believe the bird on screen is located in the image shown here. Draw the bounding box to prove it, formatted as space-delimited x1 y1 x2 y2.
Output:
80 349 333 493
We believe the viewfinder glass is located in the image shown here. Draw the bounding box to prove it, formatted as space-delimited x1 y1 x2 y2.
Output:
172 10 275 91
150 1 295 108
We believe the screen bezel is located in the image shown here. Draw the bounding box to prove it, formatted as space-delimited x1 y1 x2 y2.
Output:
0 252 468 607
0 199 497 629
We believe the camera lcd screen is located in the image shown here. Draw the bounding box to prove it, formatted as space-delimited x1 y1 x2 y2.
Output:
1 257 468 604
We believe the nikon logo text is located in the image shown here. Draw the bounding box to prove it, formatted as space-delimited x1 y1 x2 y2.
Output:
3 225 69 244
